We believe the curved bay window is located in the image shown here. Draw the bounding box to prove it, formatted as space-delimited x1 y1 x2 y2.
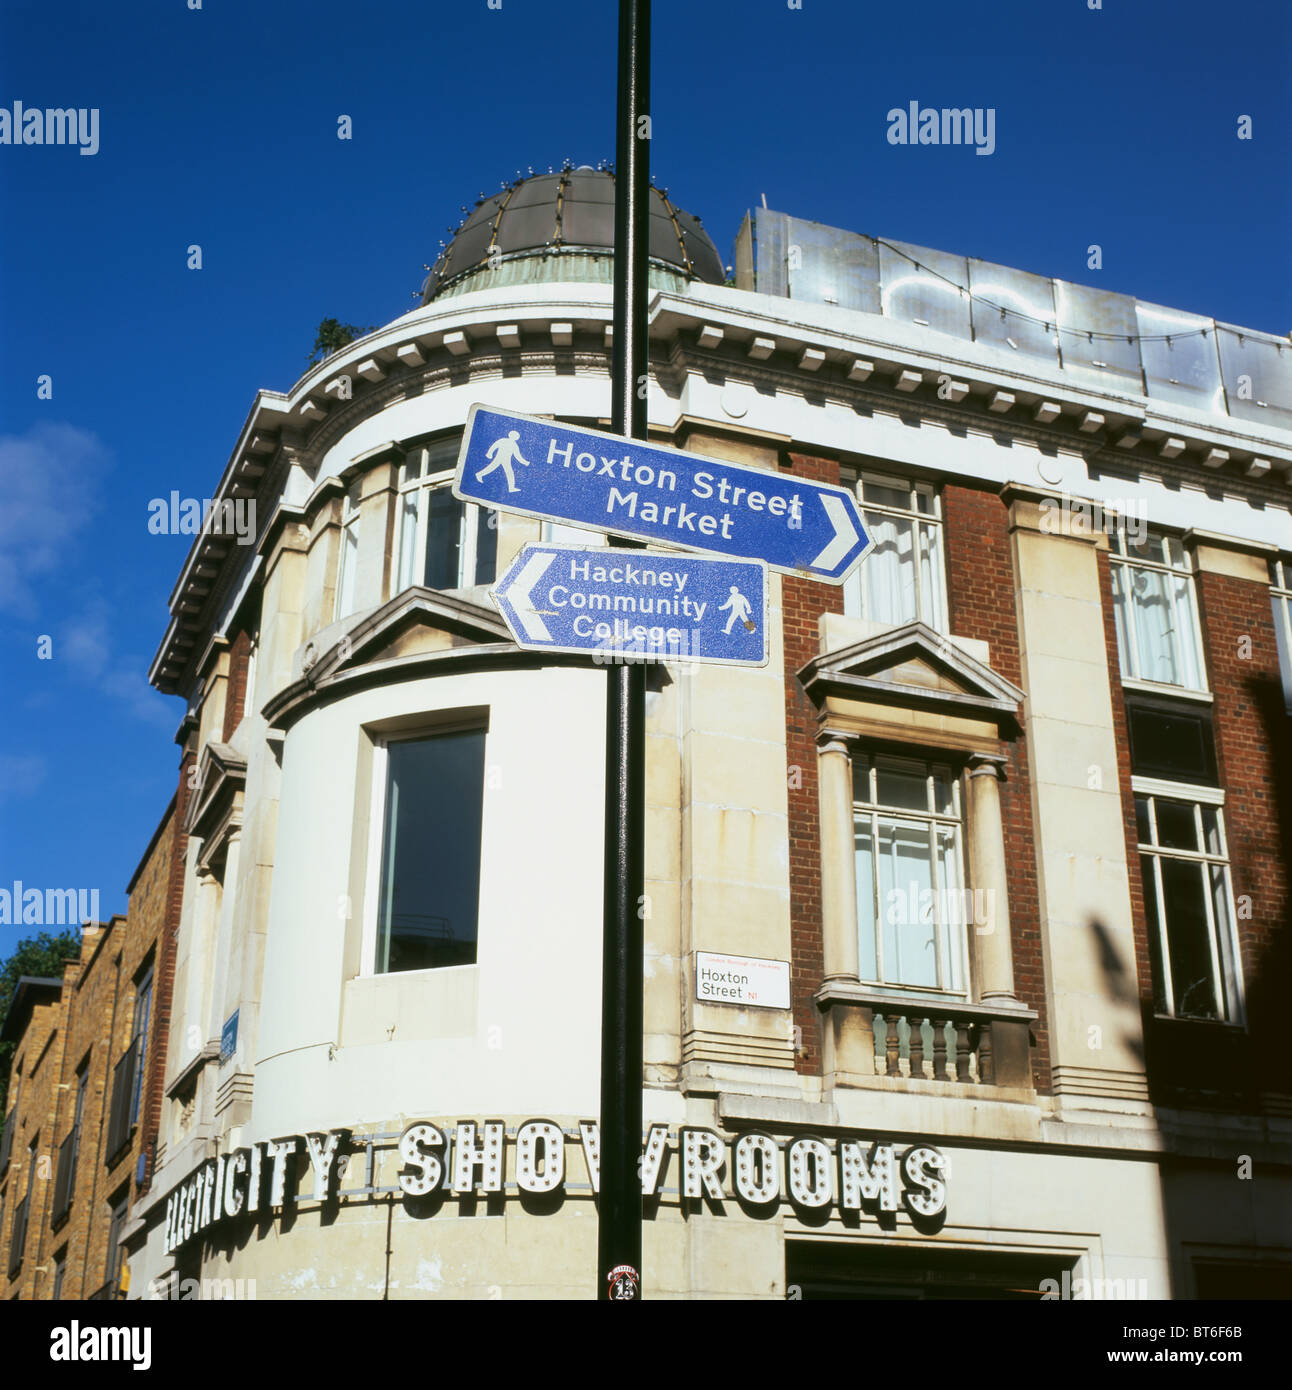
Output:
853 755 968 997
395 436 498 593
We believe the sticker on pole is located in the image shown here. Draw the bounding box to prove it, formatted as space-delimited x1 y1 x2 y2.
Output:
607 1264 640 1299
455 404 871 583
490 542 768 666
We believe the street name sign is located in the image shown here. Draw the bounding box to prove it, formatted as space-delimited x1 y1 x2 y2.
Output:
694 952 791 1008
491 542 768 666
455 405 870 582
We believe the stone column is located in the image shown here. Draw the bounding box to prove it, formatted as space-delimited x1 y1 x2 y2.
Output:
816 735 873 1084
966 753 1029 1086
209 835 241 1048
818 737 859 983
966 753 1015 1002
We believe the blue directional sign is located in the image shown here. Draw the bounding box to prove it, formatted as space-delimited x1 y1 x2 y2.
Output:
455 405 870 582
491 543 769 666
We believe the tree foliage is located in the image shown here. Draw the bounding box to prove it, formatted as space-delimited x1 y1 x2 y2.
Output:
306 317 376 367
0 930 82 1117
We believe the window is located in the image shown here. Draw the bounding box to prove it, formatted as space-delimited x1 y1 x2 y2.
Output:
843 472 946 631
52 1247 67 1300
1126 698 1217 785
788 1241 1065 1300
853 755 968 995
104 1190 129 1296
53 1064 88 1222
334 477 362 619
0 1074 18 1176
1109 527 1206 690
8 1136 36 1275
395 437 498 594
369 727 487 974
1136 789 1242 1022
242 635 258 722
1270 557 1292 714
130 968 153 1125
71 1064 88 1169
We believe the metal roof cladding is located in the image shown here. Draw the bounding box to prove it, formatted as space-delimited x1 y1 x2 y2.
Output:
420 165 726 303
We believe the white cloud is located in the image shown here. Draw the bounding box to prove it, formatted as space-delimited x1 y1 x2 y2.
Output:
0 753 47 800
58 598 172 727
0 423 110 616
61 602 113 677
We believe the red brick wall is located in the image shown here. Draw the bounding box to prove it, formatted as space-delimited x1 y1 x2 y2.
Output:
943 486 1050 1093
1195 569 1292 1099
1100 553 1292 1107
782 471 1051 1091
782 452 845 1075
222 629 252 742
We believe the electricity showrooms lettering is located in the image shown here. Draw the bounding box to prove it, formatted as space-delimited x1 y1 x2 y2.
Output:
163 1120 948 1254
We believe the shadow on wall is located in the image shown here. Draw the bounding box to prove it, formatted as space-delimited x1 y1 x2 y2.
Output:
1100 667 1292 1299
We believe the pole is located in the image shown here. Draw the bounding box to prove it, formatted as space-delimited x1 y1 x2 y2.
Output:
599 0 649 1302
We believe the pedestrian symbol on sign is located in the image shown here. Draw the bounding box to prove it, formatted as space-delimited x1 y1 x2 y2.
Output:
719 584 756 635
475 429 532 494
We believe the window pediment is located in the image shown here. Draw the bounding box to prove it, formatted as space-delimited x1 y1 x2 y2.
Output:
186 742 247 874
305 587 509 684
798 620 1023 731
261 588 529 730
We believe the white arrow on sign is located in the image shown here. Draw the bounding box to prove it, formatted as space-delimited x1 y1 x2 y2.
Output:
507 549 557 641
812 495 860 573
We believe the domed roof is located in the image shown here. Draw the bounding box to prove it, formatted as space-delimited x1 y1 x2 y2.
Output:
420 166 725 304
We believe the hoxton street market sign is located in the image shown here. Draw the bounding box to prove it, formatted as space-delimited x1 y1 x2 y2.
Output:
163 1119 948 1255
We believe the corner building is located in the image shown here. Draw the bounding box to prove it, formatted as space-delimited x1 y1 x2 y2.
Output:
111 169 1292 1299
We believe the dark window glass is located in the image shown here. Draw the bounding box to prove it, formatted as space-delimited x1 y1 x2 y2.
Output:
1126 702 1217 784
423 491 463 590
377 730 486 973
105 1194 128 1290
1158 859 1218 1020
786 1240 1065 1300
1154 799 1198 851
475 508 498 586
1134 796 1151 844
130 972 153 1123
1141 855 1169 1014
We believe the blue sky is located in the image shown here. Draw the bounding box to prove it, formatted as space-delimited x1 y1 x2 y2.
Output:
1 0 1289 936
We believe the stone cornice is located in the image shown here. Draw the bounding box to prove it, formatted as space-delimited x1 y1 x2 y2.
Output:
149 282 1292 699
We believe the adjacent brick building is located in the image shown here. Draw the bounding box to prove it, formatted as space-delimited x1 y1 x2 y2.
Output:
0 797 183 1299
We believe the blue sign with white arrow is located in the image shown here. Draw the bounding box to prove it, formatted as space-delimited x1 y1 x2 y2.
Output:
491 543 768 666
455 405 870 582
